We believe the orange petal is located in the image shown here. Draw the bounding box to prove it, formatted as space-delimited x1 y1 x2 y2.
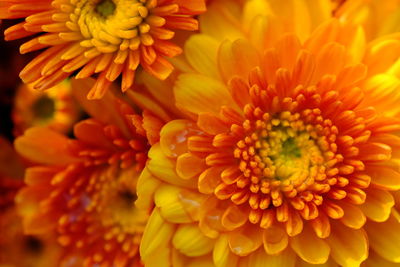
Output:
176 152 207 179
339 201 366 229
197 112 229 135
221 204 248 231
290 224 330 264
245 247 296 267
228 224 263 256
14 127 77 165
360 187 394 222
367 165 400 191
366 214 400 263
198 167 224 194
160 119 197 158
263 225 288 255
326 221 368 267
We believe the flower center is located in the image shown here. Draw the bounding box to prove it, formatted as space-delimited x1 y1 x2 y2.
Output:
96 0 116 17
32 95 55 120
255 114 324 184
73 0 151 52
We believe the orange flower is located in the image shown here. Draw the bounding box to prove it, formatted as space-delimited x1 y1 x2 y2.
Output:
0 0 206 99
14 78 170 267
138 1 400 266
12 79 81 136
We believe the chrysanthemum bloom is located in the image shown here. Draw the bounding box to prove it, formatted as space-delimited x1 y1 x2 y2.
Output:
14 78 171 267
12 79 81 136
0 0 206 99
138 1 400 266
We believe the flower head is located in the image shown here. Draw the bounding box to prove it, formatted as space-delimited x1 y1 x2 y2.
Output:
138 1 400 266
0 0 206 99
14 78 168 266
12 79 81 136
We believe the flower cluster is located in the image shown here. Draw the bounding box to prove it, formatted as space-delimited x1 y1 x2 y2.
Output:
1 0 400 267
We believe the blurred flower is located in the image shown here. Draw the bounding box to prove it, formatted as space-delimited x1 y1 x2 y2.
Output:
12 79 81 136
335 0 400 40
138 1 400 266
0 0 206 99
14 78 172 267
0 137 66 267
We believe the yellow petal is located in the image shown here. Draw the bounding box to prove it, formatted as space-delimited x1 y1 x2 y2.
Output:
199 0 244 42
339 201 366 229
217 39 259 82
135 167 162 210
326 221 368 267
186 255 215 267
213 234 239 267
172 224 215 257
140 208 175 259
184 34 220 79
154 184 192 223
360 187 394 222
366 214 400 263
263 225 288 255
147 144 197 188
363 250 400 267
240 247 296 267
174 73 236 115
290 224 330 264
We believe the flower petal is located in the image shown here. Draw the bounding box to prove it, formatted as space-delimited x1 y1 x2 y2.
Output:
173 224 214 257
263 225 289 255
154 184 193 223
290 224 330 264
366 214 400 263
326 221 368 267
176 152 207 179
339 201 366 229
14 127 77 165
184 34 220 79
213 234 239 267
140 208 175 259
175 73 236 116
148 144 197 188
360 187 394 222
228 224 263 256
241 247 296 267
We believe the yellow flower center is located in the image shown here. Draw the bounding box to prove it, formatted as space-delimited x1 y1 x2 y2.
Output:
75 0 153 52
254 112 325 184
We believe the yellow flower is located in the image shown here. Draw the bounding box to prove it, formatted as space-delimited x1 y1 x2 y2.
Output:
0 0 206 99
137 0 400 266
12 79 81 136
14 78 170 267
